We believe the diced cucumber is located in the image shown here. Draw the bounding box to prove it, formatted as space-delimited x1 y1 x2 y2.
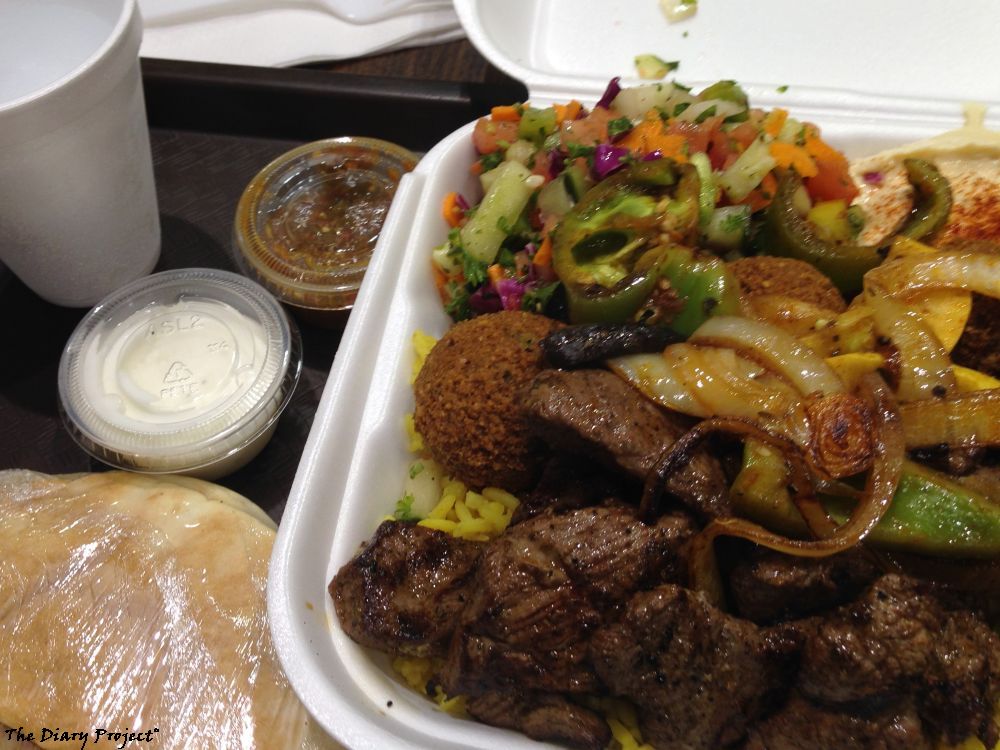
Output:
504 139 536 166
537 175 576 218
462 161 537 263
697 80 749 107
675 98 745 123
518 107 558 144
635 54 678 80
611 82 694 120
719 136 777 202
777 116 804 144
702 205 750 250
432 242 461 274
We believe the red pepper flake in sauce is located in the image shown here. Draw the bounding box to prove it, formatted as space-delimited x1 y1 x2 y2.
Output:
264 158 399 273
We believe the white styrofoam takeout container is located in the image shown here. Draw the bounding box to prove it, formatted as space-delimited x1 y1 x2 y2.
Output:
269 2 1000 748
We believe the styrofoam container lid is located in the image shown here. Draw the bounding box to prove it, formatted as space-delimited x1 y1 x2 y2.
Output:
455 0 1000 108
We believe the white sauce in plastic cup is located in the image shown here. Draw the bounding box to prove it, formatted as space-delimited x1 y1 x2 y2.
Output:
59 269 302 479
0 0 160 307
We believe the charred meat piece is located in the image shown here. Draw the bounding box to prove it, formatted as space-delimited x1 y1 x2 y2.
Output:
329 521 481 658
591 584 801 750
797 573 1000 747
524 368 731 519
512 454 629 524
744 692 931 750
920 610 1000 747
797 574 945 706
728 548 880 624
465 691 610 750
952 293 1000 378
442 505 695 697
540 323 681 369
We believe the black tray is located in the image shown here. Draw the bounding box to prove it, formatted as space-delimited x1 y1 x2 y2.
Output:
0 58 526 522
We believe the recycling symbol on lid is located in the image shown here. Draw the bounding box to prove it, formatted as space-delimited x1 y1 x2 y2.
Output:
163 361 193 384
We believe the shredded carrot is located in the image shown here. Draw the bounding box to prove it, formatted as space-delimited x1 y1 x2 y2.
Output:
802 132 842 164
762 108 788 138
618 119 688 162
432 264 448 299
533 234 553 267
769 141 818 177
441 191 465 227
487 264 505 285
469 160 484 177
554 100 582 123
490 105 521 122
803 130 859 202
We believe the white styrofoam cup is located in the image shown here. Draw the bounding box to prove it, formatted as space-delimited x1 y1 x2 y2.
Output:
0 0 160 307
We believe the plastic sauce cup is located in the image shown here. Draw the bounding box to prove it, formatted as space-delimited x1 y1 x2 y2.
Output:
233 137 417 326
58 269 302 479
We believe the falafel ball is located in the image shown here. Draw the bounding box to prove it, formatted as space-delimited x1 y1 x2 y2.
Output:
414 311 562 491
730 256 847 313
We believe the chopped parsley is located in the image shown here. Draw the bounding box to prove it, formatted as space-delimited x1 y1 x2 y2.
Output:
720 211 748 234
673 101 691 117
444 282 472 321
393 492 418 522
694 105 717 124
776 85 789 94
408 462 425 479
565 143 597 160
496 247 517 270
607 116 634 139
521 281 561 314
478 151 504 172
462 251 489 287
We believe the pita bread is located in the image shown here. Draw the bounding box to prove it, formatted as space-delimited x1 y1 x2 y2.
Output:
0 470 310 750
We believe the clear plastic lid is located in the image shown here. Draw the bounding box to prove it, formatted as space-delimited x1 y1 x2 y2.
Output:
58 268 301 474
233 137 418 312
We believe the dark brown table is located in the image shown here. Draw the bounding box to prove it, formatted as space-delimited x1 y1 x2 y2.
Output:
0 39 524 521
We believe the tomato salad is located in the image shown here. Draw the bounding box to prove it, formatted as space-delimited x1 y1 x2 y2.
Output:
432 78 863 333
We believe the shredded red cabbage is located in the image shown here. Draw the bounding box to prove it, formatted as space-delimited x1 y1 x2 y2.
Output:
596 77 621 110
593 143 630 179
862 171 884 186
642 150 664 161
455 193 470 211
469 284 503 314
496 278 528 311
546 149 566 180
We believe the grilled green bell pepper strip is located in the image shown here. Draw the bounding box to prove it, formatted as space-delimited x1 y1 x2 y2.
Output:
756 171 883 294
732 441 1000 558
899 158 953 240
657 245 743 336
553 160 691 324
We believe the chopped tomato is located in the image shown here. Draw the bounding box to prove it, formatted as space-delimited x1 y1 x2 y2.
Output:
530 150 551 182
472 116 520 155
800 137 857 202
706 126 735 170
728 122 759 150
560 107 617 147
